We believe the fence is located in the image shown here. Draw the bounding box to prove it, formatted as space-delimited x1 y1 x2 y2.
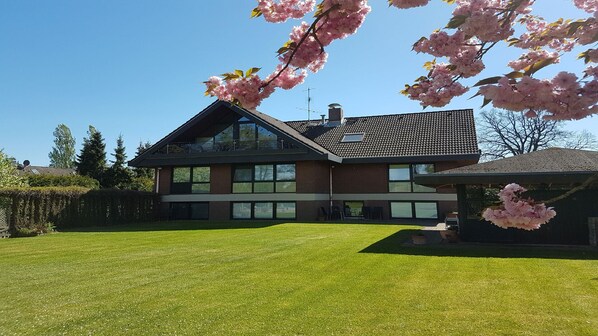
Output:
0 187 159 232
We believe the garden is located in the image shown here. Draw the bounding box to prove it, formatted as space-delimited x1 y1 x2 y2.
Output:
1 221 596 335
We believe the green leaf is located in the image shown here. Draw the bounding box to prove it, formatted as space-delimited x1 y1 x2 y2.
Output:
221 72 240 80
506 37 521 47
446 15 468 29
423 59 436 71
481 97 492 108
473 76 503 87
523 57 556 76
442 0 456 4
250 7 262 18
245 67 261 77
235 69 244 78
505 71 524 79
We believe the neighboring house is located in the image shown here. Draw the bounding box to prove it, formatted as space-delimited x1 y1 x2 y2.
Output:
415 148 598 245
129 100 480 221
19 164 76 176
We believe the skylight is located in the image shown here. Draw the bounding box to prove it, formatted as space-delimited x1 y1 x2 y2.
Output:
341 132 365 143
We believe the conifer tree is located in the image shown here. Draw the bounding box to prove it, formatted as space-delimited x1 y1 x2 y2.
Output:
48 124 76 168
76 126 106 184
104 135 132 189
133 141 154 179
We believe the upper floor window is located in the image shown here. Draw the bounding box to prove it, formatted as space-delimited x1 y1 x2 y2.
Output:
171 166 210 194
389 164 435 193
233 163 296 193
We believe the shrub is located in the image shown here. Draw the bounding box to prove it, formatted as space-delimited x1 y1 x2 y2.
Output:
27 174 100 189
14 222 55 237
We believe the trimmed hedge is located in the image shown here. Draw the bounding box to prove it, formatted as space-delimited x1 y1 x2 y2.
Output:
0 187 159 231
27 174 100 189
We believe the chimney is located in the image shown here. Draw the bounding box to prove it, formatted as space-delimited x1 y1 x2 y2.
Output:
327 103 344 127
320 114 326 124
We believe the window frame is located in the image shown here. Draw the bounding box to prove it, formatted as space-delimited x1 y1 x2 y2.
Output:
169 202 210 220
171 166 211 194
231 201 297 220
389 201 438 219
340 132 365 143
232 163 296 194
388 163 436 193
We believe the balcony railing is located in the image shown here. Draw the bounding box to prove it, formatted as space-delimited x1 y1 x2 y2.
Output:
156 140 297 155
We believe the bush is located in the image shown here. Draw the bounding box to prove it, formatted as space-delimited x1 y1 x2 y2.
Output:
14 222 55 237
27 174 100 189
0 187 159 230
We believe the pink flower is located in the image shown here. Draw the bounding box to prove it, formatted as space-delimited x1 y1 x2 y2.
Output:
482 183 557 231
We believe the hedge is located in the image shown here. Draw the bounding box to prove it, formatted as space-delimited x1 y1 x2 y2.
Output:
27 174 100 189
0 187 159 231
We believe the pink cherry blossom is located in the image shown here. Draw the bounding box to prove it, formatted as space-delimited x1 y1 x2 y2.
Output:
257 0 316 23
482 183 556 231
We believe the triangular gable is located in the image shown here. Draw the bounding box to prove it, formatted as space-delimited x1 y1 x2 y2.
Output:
130 100 340 166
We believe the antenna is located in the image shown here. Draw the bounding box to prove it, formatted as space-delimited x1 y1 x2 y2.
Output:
299 87 319 122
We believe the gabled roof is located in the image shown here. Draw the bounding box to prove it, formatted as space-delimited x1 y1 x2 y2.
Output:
285 109 479 162
129 100 340 166
415 148 598 185
18 166 76 176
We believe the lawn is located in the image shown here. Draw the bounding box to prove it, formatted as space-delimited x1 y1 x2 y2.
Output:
1 221 597 335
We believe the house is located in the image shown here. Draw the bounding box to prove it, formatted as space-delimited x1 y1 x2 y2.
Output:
129 100 480 221
18 160 76 176
414 148 598 245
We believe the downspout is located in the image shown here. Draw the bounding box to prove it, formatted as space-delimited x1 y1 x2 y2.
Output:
329 165 334 213
155 167 162 194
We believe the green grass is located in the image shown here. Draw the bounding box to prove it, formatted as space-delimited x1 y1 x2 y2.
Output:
1 221 597 335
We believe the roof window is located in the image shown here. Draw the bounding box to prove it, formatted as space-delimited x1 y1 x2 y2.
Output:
341 132 365 143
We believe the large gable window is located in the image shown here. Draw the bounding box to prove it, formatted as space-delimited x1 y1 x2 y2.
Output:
233 164 296 193
389 164 436 193
171 166 210 194
159 115 299 154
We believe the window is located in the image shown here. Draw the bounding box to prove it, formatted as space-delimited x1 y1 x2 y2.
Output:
233 164 296 193
389 164 436 193
390 202 413 218
171 166 210 194
341 132 365 143
231 202 296 219
390 202 438 219
170 202 209 220
344 201 364 217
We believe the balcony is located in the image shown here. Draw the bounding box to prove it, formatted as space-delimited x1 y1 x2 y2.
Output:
156 140 297 155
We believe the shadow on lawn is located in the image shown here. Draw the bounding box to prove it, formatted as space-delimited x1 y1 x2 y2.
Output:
360 229 598 260
62 220 284 232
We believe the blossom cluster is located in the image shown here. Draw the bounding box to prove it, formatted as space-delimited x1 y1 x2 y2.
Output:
479 71 598 120
402 64 469 107
257 0 316 23
482 183 556 231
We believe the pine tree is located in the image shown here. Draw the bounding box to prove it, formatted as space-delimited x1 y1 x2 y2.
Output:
133 141 154 179
48 124 76 168
104 135 132 189
76 126 106 184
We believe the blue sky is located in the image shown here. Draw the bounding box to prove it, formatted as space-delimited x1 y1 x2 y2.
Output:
1 0 595 166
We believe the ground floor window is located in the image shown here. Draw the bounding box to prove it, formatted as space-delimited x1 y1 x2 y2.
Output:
343 201 364 217
170 202 209 220
390 201 438 219
231 202 296 220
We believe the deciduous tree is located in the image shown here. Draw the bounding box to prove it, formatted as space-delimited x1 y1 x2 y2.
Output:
478 109 598 160
0 150 27 188
48 124 76 169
